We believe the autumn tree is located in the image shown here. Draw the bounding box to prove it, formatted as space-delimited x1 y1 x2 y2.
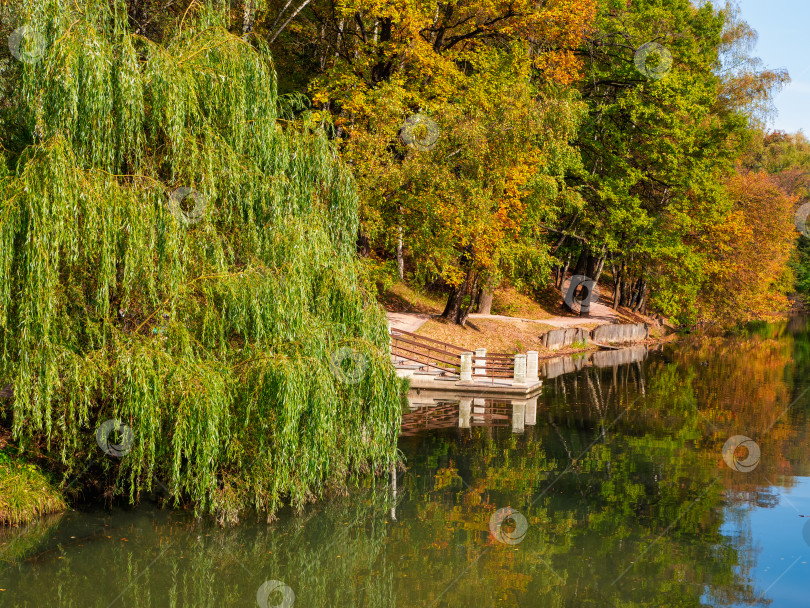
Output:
256 0 596 324
696 171 797 326
550 0 788 325
738 130 810 299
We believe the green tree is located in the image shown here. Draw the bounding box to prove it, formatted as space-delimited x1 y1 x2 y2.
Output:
262 0 597 324
0 0 400 522
553 0 787 326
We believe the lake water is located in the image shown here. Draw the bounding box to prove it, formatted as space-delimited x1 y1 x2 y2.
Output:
2 317 810 607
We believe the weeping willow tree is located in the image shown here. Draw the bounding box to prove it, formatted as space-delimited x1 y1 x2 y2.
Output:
0 0 401 522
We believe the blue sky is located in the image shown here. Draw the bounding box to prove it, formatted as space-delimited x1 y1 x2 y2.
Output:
732 0 809 134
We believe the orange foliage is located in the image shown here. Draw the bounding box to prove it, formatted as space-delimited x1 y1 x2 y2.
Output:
698 171 797 325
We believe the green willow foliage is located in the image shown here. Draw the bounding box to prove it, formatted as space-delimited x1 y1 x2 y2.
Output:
0 0 401 521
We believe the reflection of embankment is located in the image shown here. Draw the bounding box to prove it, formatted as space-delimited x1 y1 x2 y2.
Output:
541 344 651 379
400 345 653 436
0 512 65 565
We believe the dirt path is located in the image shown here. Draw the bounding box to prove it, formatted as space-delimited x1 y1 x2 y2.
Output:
387 300 619 333
387 312 432 333
470 300 619 327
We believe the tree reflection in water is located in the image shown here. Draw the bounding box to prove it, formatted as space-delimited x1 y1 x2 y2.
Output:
2 319 809 607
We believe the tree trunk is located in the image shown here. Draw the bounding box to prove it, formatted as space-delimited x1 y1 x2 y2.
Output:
396 224 404 280
242 1 255 38
477 277 495 315
357 231 370 257
441 287 462 321
551 211 580 254
611 268 619 309
593 256 605 284
612 262 623 309
628 278 640 310
572 247 588 277
269 0 314 43
458 273 480 326
585 253 598 279
579 278 598 317
441 270 478 325
558 254 571 290
632 279 646 312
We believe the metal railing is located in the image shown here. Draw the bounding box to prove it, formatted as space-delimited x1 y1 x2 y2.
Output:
389 328 517 380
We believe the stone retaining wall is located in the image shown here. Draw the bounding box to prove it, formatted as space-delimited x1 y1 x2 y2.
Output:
540 327 589 350
590 322 649 344
539 322 649 351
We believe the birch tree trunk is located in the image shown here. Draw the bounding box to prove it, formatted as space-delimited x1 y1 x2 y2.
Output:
242 1 255 38
396 227 404 280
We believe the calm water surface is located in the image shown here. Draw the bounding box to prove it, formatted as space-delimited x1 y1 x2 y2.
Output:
2 318 810 607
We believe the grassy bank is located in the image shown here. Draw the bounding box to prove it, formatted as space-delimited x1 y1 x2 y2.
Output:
0 450 65 526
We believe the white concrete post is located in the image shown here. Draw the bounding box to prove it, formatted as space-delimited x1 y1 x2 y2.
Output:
459 398 471 428
512 400 526 433
513 354 527 384
474 348 487 375
527 351 539 382
460 352 473 382
525 395 538 426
